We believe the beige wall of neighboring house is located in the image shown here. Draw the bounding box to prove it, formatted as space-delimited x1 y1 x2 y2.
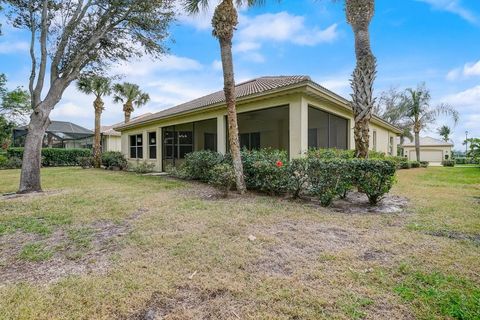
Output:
115 76 401 172
102 135 122 152
402 137 453 165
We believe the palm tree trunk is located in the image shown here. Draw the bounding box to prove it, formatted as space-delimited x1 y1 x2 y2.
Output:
124 101 133 123
415 130 420 162
346 0 376 159
213 0 246 193
93 97 104 168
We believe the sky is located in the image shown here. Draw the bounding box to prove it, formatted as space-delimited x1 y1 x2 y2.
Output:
0 0 479 150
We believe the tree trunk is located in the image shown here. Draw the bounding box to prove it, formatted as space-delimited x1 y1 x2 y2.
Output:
213 0 246 193
346 0 376 159
18 108 50 193
124 101 133 123
93 97 104 168
414 130 420 162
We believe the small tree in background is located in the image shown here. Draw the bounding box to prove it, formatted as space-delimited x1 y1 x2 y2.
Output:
437 125 452 142
403 84 459 162
113 83 150 123
77 76 112 168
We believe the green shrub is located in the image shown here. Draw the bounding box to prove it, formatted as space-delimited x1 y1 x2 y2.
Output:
285 158 309 198
7 147 91 167
369 151 386 159
0 154 8 168
442 160 455 167
209 163 236 197
307 148 355 160
399 161 412 169
132 160 155 174
351 159 397 205
77 156 93 169
455 157 466 165
183 150 224 182
410 161 421 168
306 159 350 207
241 149 288 194
419 161 429 168
101 151 128 170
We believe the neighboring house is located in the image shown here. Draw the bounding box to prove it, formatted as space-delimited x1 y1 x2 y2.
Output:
13 121 93 149
101 125 122 152
101 113 152 152
403 136 453 165
114 76 402 172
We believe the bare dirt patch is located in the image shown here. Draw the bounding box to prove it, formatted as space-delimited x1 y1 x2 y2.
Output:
426 229 480 246
0 208 147 285
125 285 244 320
329 192 409 214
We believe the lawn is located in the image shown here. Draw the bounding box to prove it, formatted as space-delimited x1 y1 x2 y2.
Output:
0 167 479 319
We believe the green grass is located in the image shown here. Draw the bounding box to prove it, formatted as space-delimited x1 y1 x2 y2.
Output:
0 166 478 319
19 243 54 262
395 269 480 320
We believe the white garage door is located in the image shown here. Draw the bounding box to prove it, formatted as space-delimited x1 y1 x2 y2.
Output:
409 150 443 162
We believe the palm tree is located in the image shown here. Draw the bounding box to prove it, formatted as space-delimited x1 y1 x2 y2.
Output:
437 125 452 142
183 0 263 193
113 83 150 123
345 0 377 158
77 76 112 168
403 84 459 162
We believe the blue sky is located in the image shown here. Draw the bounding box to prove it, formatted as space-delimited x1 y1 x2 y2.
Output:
0 0 479 150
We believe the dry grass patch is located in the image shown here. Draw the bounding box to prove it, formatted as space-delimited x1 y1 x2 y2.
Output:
0 167 479 319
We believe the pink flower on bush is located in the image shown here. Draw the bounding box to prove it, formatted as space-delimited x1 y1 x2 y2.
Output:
276 160 283 168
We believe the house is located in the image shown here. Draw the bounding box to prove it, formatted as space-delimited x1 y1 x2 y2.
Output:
403 136 453 165
101 113 152 152
114 76 402 171
13 121 93 149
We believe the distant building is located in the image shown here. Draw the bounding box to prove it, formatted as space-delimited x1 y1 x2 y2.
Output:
101 113 152 152
13 121 93 149
402 136 453 165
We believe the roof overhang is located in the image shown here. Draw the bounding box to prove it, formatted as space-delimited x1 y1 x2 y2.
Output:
114 80 402 134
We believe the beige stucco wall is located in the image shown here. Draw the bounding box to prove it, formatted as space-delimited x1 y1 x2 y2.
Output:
102 136 122 152
403 145 452 164
119 92 399 171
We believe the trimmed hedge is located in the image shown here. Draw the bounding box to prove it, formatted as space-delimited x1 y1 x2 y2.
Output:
101 151 128 170
6 147 92 167
178 148 397 206
442 160 455 167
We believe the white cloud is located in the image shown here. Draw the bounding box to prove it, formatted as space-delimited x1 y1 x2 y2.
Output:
238 12 339 46
417 0 477 24
211 60 223 71
233 12 339 63
110 55 203 77
446 59 480 80
0 41 29 54
442 85 480 111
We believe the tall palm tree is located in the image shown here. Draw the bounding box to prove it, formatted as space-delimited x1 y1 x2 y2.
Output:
77 76 112 168
403 84 459 162
437 125 452 142
113 83 150 123
183 0 263 193
345 0 377 158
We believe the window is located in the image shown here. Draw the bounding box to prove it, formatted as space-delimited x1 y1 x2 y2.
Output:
129 134 143 159
372 131 377 151
389 136 394 155
148 132 157 159
240 132 260 150
204 133 216 151
308 107 348 149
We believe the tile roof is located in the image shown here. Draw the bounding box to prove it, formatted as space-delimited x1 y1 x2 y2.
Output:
15 121 93 140
103 113 153 136
115 76 311 129
403 136 454 147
